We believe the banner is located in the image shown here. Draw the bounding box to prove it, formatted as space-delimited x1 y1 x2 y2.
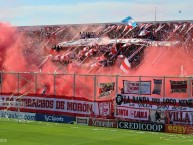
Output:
170 80 187 93
116 94 193 111
36 113 75 123
115 106 149 121
123 80 151 95
152 79 162 95
0 110 36 121
76 117 89 125
150 110 165 123
165 124 193 134
0 95 112 117
98 102 111 117
118 121 165 132
166 111 193 125
98 82 115 98
89 118 117 128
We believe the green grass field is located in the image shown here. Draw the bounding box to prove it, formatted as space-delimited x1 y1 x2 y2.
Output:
0 119 193 145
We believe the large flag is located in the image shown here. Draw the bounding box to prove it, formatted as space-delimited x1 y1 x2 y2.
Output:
121 16 137 28
120 58 131 73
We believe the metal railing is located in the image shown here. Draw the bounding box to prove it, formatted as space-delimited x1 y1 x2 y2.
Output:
0 71 192 100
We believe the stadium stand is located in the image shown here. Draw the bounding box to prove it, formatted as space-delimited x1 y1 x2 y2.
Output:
15 20 193 74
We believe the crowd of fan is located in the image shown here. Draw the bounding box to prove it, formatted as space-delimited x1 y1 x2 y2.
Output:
17 25 102 55
99 22 193 68
17 22 193 71
105 22 193 43
51 22 193 69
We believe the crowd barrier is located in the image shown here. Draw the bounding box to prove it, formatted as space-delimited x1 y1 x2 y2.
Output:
1 72 193 100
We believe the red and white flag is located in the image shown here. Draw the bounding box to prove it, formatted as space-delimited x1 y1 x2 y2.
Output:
120 58 131 73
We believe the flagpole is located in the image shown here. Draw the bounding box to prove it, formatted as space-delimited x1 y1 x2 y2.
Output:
155 6 156 22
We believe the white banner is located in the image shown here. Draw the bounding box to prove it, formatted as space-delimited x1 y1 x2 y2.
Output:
123 80 151 95
116 94 193 111
117 102 193 111
0 95 111 117
115 106 149 121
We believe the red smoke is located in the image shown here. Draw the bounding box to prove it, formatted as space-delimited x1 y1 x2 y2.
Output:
1 23 193 99
0 23 17 70
0 23 29 93
134 46 193 76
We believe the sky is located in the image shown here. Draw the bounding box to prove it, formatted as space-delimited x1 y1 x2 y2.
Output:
0 0 192 26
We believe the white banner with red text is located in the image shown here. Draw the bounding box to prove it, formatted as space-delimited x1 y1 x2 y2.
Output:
0 95 112 117
115 106 149 121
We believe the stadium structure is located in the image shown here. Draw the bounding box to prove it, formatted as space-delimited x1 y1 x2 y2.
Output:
0 17 193 135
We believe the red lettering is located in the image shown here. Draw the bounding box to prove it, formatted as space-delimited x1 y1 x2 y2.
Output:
67 102 91 112
56 101 65 109
116 109 128 116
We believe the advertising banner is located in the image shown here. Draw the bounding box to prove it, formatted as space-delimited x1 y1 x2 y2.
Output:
76 117 89 125
123 80 151 95
118 121 165 132
88 118 117 128
36 113 75 123
0 110 36 121
165 124 193 134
